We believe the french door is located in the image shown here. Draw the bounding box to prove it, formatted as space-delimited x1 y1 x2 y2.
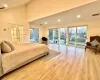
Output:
11 26 24 44
30 28 39 43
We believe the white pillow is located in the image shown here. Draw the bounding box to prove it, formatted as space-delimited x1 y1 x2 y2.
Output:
90 39 99 46
4 41 15 51
1 42 12 53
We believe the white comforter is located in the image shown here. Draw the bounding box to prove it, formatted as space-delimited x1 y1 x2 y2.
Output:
1 43 49 74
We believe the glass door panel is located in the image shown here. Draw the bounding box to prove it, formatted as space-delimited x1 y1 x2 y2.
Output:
30 28 39 43
68 27 76 46
53 29 59 44
76 26 87 47
48 29 53 43
60 28 67 45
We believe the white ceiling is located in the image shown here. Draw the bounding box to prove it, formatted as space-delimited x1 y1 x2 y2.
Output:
30 0 100 26
0 0 31 8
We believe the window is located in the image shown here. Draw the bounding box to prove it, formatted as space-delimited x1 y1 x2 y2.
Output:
68 27 76 45
48 26 87 47
48 29 53 43
76 26 87 47
30 28 39 43
53 29 59 44
60 28 67 45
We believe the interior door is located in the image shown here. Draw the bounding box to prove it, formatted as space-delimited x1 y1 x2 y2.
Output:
11 26 24 44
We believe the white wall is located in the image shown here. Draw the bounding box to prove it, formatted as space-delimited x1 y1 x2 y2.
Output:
26 0 96 21
43 20 100 41
0 5 30 42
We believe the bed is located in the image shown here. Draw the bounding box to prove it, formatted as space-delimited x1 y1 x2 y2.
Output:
0 43 49 77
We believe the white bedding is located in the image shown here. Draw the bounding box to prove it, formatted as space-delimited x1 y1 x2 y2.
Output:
2 43 49 74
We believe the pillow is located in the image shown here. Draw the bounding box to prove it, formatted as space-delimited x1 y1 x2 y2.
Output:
90 39 100 46
1 42 12 53
4 41 15 51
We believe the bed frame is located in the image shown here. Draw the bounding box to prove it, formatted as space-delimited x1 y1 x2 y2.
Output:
0 52 49 78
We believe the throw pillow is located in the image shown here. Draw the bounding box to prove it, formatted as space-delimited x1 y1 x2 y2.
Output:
90 39 100 46
1 42 12 53
4 41 15 51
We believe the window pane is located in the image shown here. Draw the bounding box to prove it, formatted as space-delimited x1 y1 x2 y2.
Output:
60 38 66 45
54 29 58 38
76 26 87 43
60 28 67 38
49 29 53 40
54 29 59 44
60 28 67 45
68 27 76 42
48 29 53 43
30 28 39 43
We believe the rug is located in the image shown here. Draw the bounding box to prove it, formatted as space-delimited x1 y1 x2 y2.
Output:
40 50 61 62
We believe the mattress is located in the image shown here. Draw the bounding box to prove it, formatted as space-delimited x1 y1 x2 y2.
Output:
1 43 49 74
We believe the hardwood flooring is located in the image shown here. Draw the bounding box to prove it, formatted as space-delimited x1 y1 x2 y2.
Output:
2 44 100 80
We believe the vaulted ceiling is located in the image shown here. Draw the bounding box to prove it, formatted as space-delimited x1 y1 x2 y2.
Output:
0 0 99 25
30 0 100 25
27 0 97 21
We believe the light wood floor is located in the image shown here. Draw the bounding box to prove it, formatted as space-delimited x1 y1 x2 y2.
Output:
2 44 100 80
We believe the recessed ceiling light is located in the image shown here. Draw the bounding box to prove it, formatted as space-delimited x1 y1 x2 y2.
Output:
45 22 48 24
58 19 61 22
77 15 81 18
3 4 8 8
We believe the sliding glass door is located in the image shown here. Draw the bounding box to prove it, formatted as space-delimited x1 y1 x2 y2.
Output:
60 28 67 45
53 29 59 44
48 29 53 43
76 26 87 47
48 26 87 47
68 26 87 47
68 27 76 46
48 28 59 44
30 28 39 43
